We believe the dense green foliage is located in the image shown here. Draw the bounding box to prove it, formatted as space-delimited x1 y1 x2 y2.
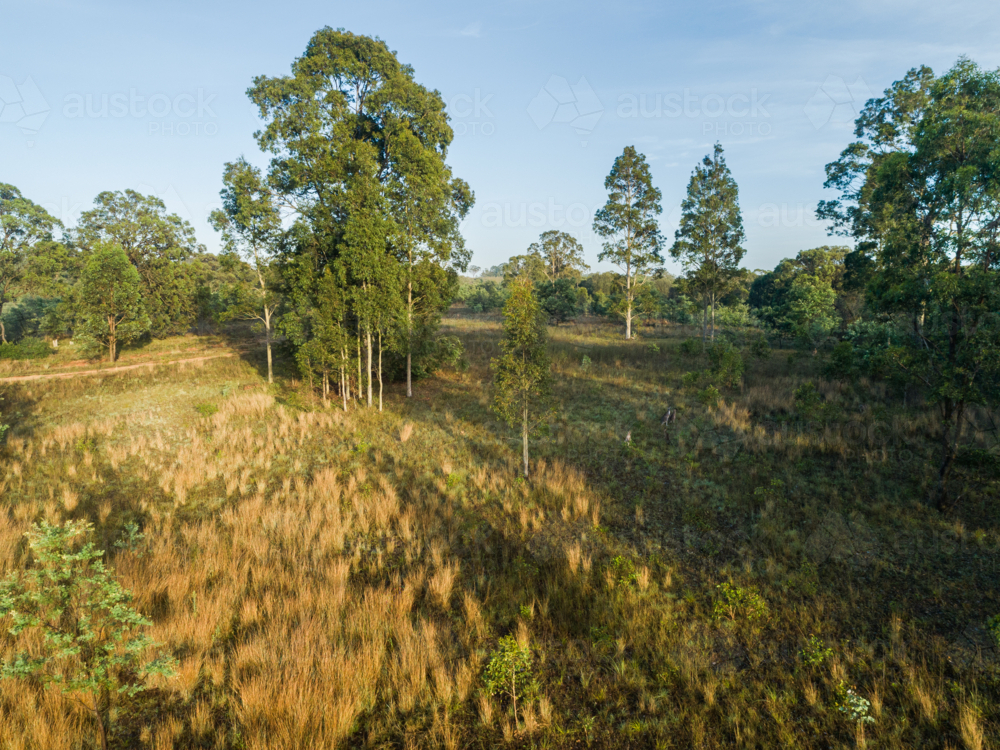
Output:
76 244 150 362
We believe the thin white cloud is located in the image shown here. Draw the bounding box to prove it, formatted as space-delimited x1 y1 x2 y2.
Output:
459 22 482 38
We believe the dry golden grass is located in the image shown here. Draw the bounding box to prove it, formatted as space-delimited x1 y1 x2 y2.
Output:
0 329 996 749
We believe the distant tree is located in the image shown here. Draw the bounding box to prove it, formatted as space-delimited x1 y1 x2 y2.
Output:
75 190 203 337
502 253 547 285
0 184 62 342
593 146 664 340
671 143 746 344
818 58 1000 509
210 158 282 383
528 230 589 282
462 280 507 313
0 521 175 750
492 278 553 478
78 244 149 361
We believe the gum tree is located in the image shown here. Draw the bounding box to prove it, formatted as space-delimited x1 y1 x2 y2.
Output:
671 143 746 344
248 27 473 398
210 158 282 383
593 146 664 340
528 230 590 282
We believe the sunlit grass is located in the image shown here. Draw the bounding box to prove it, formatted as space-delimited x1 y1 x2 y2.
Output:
0 320 996 748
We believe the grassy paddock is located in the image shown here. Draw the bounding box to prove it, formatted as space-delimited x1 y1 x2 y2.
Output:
0 320 997 749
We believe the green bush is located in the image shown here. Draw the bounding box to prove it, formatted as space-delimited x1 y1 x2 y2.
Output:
195 402 218 418
681 371 702 388
749 335 771 360
609 555 638 587
713 582 770 623
483 635 536 723
793 381 822 419
799 634 834 668
645 342 660 354
697 385 721 406
461 281 507 313
679 338 699 355
987 614 1000 648
0 337 52 361
708 341 745 388
825 340 856 379
0 521 176 750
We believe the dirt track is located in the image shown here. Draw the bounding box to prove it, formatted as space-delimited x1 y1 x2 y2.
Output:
0 352 237 383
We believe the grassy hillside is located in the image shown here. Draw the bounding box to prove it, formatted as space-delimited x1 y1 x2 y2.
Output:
0 317 996 749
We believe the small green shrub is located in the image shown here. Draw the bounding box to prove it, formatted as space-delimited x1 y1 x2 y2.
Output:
114 522 148 558
749 335 771 360
0 337 52 360
987 614 1000 648
799 634 833 668
0 521 176 750
580 355 592 370
697 385 721 406
793 381 822 419
713 583 769 623
483 635 535 723
679 338 699 355
645 343 660 354
835 681 875 725
195 402 218 418
825 340 856 379
609 556 638 587
708 341 745 387
753 478 784 503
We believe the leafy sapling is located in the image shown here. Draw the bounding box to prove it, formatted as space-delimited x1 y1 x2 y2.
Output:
0 521 176 750
483 635 536 726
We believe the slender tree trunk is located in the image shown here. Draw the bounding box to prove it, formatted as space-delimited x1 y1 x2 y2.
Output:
512 662 519 725
108 315 117 362
341 363 347 411
357 333 362 404
406 278 413 398
377 330 384 413
711 291 716 343
625 274 632 340
701 303 708 347
264 310 273 384
366 329 373 408
0 319 6 345
94 696 109 750
343 348 350 402
522 404 529 478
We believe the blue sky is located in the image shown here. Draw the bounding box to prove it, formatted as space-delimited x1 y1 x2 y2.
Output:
3 0 999 274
